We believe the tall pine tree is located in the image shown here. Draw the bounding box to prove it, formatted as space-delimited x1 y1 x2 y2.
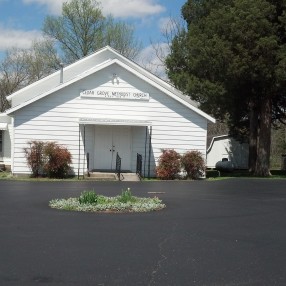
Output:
166 0 286 176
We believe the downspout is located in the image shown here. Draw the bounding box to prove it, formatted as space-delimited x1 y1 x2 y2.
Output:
148 126 152 179
11 117 15 175
78 124 80 179
144 126 147 177
83 124 86 178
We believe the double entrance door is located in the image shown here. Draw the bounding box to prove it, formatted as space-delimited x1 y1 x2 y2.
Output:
94 125 131 171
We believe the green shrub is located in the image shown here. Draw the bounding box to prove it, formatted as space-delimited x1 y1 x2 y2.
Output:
96 195 108 204
270 170 286 176
155 149 181 180
118 188 136 203
79 191 98 204
24 141 46 177
181 151 205 179
43 142 72 178
206 170 220 178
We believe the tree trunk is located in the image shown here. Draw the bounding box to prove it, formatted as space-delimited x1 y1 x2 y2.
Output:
254 96 272 176
248 100 258 173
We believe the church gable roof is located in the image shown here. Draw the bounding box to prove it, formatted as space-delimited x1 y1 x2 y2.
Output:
5 46 215 123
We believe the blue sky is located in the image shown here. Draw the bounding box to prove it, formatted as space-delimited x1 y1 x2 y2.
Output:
0 0 186 73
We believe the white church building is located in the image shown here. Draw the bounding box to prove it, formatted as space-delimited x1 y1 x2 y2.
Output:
0 46 215 177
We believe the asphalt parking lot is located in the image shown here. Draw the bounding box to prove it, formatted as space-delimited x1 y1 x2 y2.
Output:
0 178 286 286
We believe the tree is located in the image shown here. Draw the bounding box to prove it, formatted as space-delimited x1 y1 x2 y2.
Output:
166 0 286 176
103 15 141 60
0 40 60 112
0 49 28 112
42 0 141 63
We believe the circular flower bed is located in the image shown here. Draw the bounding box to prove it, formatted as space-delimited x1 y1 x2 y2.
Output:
49 188 166 213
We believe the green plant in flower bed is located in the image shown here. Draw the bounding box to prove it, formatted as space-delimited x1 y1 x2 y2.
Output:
118 188 136 203
49 188 165 213
79 190 98 204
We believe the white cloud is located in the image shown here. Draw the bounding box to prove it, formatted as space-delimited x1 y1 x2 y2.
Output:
0 26 43 51
22 0 165 18
101 0 165 18
22 0 65 14
136 43 170 79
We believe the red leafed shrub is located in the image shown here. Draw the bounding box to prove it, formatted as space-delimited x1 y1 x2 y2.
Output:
24 141 45 177
155 149 181 180
24 141 72 178
43 142 72 178
181 151 205 179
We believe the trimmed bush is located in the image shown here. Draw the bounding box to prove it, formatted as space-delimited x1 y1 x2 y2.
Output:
43 142 72 178
155 149 181 180
270 170 286 176
24 141 46 177
181 151 205 179
24 140 72 178
206 170 220 178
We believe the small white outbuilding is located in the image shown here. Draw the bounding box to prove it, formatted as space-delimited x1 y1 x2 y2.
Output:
207 135 249 169
0 46 215 177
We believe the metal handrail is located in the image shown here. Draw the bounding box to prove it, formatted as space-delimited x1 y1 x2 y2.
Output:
116 152 121 180
136 153 143 178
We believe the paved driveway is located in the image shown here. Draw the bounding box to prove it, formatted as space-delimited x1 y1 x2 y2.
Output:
0 179 286 286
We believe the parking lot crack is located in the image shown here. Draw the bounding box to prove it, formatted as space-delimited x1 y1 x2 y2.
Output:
148 222 178 286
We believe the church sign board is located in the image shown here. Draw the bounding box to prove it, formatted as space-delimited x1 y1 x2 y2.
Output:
80 88 150 101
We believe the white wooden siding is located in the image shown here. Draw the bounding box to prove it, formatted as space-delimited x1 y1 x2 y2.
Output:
12 64 207 176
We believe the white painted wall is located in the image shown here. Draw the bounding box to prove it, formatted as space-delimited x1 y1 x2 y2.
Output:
11 63 208 176
207 136 249 169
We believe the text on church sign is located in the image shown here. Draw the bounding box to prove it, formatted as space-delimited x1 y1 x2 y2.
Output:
80 89 149 101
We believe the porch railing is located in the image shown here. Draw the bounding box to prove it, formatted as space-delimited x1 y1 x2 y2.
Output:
136 153 143 178
116 152 122 181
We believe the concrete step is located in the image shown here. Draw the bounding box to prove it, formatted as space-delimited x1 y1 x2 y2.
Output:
85 172 140 181
120 173 141 182
85 172 117 181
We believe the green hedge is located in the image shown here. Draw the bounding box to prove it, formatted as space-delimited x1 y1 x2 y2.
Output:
206 170 220 178
270 170 286 176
